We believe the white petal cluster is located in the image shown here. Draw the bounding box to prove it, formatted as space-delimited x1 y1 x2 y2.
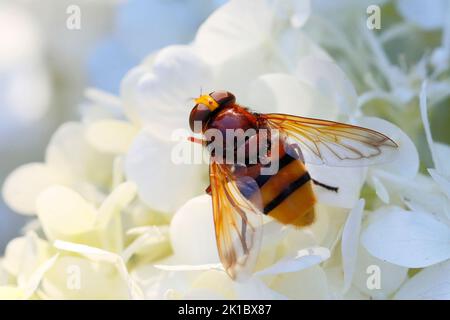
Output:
1 0 449 299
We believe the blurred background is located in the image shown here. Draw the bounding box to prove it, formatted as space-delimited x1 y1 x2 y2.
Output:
0 0 223 252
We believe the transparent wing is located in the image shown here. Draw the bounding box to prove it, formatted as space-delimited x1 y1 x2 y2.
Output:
263 113 398 167
209 159 263 281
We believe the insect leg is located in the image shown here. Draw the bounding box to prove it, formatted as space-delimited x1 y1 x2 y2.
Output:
284 142 305 162
312 179 339 192
188 136 205 144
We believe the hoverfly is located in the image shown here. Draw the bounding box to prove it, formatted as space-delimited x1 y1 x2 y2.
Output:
188 90 398 280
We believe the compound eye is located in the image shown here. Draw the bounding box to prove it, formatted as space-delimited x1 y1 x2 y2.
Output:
189 104 211 133
210 91 235 107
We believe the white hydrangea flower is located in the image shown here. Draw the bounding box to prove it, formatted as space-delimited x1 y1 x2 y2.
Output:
306 0 450 119
394 260 450 300
3 121 114 215
361 83 450 274
139 195 331 299
1 182 153 299
1 0 449 300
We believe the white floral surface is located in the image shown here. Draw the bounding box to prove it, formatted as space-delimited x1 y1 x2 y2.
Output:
1 0 449 299
0 0 118 253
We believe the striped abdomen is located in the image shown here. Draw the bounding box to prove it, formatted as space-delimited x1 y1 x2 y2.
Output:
239 145 317 227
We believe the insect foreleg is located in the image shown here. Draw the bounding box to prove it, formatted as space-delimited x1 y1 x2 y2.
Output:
312 179 339 192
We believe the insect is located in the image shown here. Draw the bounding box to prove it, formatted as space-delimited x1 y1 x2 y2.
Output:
188 90 398 280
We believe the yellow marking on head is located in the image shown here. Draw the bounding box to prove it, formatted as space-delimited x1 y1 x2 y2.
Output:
195 95 219 111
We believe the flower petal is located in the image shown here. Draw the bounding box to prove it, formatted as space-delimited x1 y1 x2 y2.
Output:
285 0 311 28
154 263 223 272
317 205 348 250
428 168 450 199
254 246 330 277
2 163 68 215
40 255 129 299
86 119 139 154
324 266 369 300
270 265 329 299
274 28 332 71
194 0 272 66
53 240 144 299
305 203 330 244
234 277 288 300
376 171 450 222
121 45 212 138
122 226 170 263
133 261 199 299
247 73 339 117
189 271 288 300
23 254 59 299
394 260 450 300
370 175 390 204
362 207 450 268
2 233 51 278
0 286 25 300
81 88 123 123
194 0 276 98
433 142 450 178
358 117 419 179
352 245 408 299
341 199 365 293
125 127 204 213
169 195 220 264
308 164 366 209
189 270 235 299
294 56 358 116
36 186 97 242
45 122 113 188
420 81 441 171
96 181 137 228
94 182 137 253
